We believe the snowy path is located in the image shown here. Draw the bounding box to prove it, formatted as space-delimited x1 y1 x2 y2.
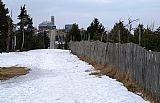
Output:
0 49 149 103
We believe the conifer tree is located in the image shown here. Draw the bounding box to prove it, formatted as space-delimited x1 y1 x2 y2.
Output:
109 21 131 43
87 18 105 41
17 5 29 50
0 0 12 52
67 24 81 41
24 17 35 49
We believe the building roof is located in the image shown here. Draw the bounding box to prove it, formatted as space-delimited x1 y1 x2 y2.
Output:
39 21 54 27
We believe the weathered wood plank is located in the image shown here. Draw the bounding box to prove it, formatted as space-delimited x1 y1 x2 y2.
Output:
69 41 160 101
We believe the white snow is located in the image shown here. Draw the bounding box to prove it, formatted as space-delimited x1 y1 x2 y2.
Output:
0 49 150 103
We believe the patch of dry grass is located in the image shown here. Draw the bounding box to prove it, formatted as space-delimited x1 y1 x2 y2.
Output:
0 67 30 80
79 56 159 103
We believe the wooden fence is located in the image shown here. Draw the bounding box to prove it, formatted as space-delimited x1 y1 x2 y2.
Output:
69 41 160 101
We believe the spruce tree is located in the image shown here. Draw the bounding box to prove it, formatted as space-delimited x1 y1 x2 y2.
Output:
109 21 132 43
17 5 29 50
87 18 105 41
25 17 34 49
0 0 12 52
66 24 81 42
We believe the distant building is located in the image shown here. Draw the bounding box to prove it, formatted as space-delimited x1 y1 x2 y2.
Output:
38 16 57 49
65 24 73 32
38 16 68 49
38 16 56 31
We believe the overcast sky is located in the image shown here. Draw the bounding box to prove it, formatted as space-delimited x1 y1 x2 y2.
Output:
3 0 160 30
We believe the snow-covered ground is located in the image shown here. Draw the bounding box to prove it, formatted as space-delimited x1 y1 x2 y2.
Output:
0 49 149 103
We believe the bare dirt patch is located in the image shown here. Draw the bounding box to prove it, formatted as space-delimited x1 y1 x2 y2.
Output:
0 67 30 80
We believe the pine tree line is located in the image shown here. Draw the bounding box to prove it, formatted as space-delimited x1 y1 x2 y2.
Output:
0 0 11 52
0 1 49 52
1 0 160 52
66 18 160 52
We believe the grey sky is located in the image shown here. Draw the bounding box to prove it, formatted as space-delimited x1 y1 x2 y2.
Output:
3 0 160 30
